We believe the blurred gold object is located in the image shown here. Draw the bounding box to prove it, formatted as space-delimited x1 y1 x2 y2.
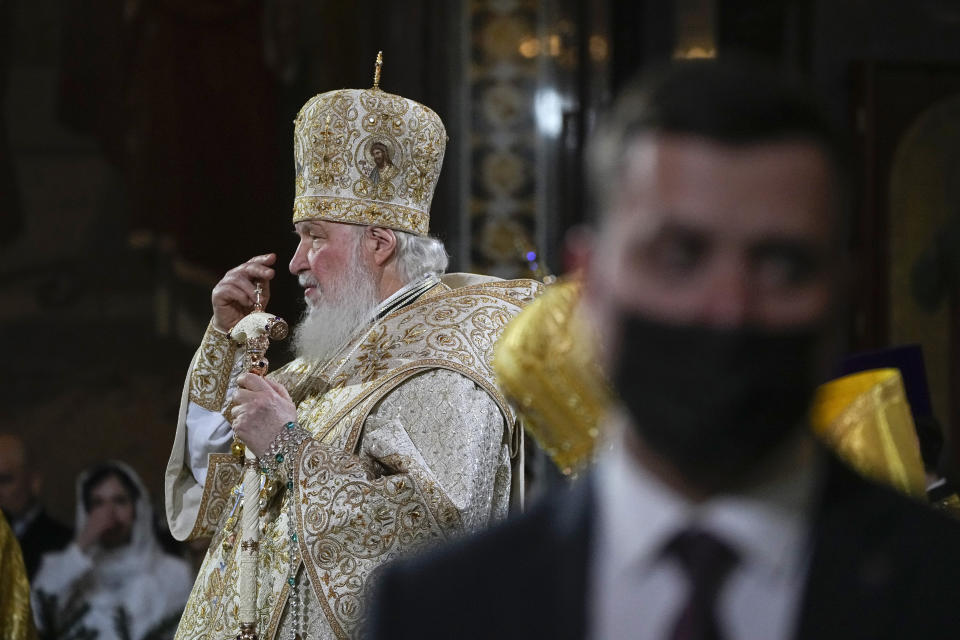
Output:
493 279 611 475
0 511 38 640
810 368 927 498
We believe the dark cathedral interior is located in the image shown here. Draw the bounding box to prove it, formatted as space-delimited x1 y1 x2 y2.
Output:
4 0 960 637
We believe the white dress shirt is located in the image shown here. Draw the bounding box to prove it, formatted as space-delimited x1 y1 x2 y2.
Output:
590 416 817 640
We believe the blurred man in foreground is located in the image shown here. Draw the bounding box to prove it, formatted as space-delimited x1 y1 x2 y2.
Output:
369 59 960 639
33 462 192 640
0 433 71 579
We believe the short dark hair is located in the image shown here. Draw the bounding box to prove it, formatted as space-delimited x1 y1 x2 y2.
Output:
81 463 140 512
588 56 851 221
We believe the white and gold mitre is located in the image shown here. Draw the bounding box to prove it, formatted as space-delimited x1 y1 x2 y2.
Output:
292 52 446 236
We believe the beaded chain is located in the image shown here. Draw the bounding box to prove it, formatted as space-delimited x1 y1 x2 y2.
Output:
258 421 310 639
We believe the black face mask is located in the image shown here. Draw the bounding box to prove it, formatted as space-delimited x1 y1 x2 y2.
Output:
611 311 824 482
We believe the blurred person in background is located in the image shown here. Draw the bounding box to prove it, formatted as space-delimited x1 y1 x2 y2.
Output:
32 461 192 640
0 433 72 580
369 58 960 639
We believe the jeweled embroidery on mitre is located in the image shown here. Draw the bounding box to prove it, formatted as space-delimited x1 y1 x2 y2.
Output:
292 83 446 236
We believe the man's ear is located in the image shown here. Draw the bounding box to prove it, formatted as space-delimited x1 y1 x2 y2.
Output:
568 225 605 311
29 471 43 499
365 227 398 267
563 224 594 276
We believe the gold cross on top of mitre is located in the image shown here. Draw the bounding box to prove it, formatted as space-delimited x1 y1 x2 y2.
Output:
373 51 383 90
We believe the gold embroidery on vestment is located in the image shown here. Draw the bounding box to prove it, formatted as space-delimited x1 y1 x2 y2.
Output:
189 322 237 412
176 278 543 639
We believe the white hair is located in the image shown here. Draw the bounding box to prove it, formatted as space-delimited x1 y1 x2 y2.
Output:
393 230 448 283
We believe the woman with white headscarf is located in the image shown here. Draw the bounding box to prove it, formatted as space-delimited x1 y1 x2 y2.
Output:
32 461 193 640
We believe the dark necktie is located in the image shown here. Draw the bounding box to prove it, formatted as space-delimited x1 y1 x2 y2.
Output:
666 529 739 640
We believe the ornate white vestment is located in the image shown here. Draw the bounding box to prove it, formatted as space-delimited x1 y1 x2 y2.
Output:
165 274 540 639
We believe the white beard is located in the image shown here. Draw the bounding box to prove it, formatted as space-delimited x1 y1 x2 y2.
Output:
292 247 380 364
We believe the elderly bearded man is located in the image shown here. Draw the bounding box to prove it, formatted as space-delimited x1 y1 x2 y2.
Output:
165 71 540 640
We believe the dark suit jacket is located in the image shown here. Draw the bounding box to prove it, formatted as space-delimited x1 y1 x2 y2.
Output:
16 509 73 580
369 453 960 639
